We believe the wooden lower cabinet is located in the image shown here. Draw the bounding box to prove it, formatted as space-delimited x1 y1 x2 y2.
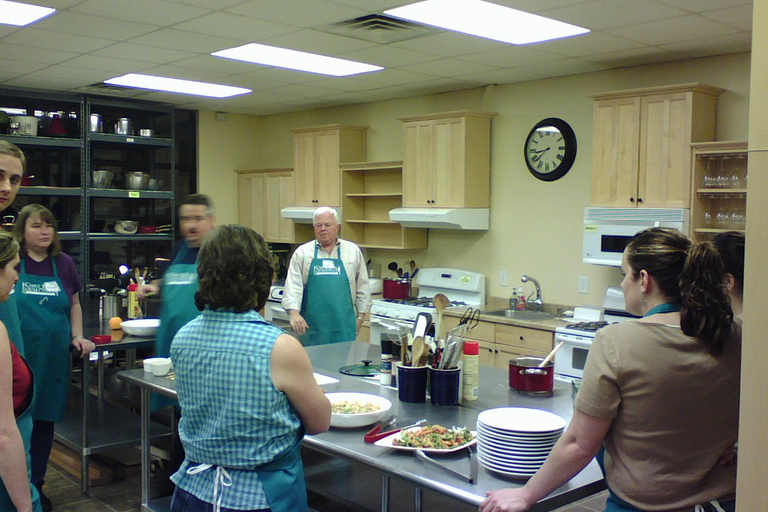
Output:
441 317 553 369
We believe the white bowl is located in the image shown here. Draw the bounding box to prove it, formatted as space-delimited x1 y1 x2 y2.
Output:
143 357 172 375
327 392 392 428
121 318 160 336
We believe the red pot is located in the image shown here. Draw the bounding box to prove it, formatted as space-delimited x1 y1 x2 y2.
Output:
383 278 411 299
509 357 554 394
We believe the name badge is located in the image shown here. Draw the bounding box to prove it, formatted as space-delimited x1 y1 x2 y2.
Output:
322 260 335 269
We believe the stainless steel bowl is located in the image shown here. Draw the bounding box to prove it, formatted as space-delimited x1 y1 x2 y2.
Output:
92 170 114 188
125 172 149 190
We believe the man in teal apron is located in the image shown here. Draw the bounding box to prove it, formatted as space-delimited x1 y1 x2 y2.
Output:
138 194 215 411
0 140 27 357
283 207 370 346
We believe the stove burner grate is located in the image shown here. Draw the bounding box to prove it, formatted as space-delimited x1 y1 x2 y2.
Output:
381 297 467 308
565 321 610 332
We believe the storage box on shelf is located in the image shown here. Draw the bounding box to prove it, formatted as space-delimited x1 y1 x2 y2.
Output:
589 83 725 208
341 161 427 249
399 111 496 208
690 141 748 242
292 125 367 208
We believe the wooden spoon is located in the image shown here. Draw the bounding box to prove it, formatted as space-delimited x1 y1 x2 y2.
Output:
539 340 566 367
433 293 450 338
411 336 426 367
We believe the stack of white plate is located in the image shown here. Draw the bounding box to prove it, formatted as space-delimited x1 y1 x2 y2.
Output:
476 407 567 479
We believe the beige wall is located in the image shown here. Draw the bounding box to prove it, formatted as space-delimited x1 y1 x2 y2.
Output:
198 52 750 307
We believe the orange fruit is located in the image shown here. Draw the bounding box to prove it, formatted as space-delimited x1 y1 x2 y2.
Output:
109 316 123 330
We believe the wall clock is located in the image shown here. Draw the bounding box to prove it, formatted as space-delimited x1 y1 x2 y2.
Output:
524 117 577 182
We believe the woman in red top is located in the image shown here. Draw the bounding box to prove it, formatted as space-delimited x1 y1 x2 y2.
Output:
0 230 39 511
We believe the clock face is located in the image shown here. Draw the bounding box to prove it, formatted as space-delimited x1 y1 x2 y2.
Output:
524 118 577 182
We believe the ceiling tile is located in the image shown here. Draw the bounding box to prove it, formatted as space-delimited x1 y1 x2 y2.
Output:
0 58 50 75
700 5 753 31
172 54 270 76
141 64 241 83
90 43 197 65
261 29 379 55
547 0 687 30
0 43 79 65
225 0 369 27
390 32 508 58
583 46 681 67
302 76 386 92
515 58 611 78
237 67 322 85
70 0 211 26
163 0 245 8
660 33 752 57
172 12 299 42
33 11 157 40
654 0 751 13
461 68 546 84
338 45 438 68
606 14 739 46
1 28 113 53
397 58 499 78
351 68 440 86
532 32 645 58
61 55 153 74
458 45 564 68
25 64 116 83
128 28 242 54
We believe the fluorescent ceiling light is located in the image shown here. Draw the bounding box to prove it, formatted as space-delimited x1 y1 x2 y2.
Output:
0 0 55 26
385 0 589 45
212 43 383 77
104 73 251 98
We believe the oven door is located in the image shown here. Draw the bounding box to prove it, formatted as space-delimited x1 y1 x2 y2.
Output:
369 315 413 347
553 331 593 380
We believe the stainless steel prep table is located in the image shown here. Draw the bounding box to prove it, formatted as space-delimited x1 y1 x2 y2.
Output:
55 324 171 494
119 341 605 512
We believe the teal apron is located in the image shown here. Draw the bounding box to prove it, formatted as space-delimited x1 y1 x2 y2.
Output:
153 243 200 411
0 293 26 356
16 258 72 423
299 244 356 346
0 350 41 512
187 428 307 512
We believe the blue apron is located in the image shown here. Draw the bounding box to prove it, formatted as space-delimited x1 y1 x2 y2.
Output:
0 347 41 512
0 292 26 356
153 243 200 411
299 244 356 346
16 258 72 423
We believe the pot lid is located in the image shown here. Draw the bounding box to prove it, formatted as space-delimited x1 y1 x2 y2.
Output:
339 360 380 377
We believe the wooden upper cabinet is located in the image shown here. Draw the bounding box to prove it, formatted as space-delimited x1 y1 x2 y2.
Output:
589 84 725 208
236 168 296 243
292 125 367 207
400 111 496 208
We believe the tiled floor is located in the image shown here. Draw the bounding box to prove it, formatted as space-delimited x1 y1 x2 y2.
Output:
43 452 608 512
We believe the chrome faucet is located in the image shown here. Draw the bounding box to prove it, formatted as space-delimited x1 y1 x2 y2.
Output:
521 275 543 311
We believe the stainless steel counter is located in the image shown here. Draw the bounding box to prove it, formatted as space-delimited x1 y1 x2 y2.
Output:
119 341 604 512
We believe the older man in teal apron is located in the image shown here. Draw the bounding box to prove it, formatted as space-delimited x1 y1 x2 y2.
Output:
283 207 370 346
139 194 215 412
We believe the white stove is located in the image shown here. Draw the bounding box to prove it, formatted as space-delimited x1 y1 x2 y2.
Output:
554 287 638 381
369 268 485 343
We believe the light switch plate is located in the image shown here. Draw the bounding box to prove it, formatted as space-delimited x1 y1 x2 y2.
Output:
578 275 589 294
499 270 508 287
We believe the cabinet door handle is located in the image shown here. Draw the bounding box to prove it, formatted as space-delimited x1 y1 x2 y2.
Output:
630 197 635 203
519 336 524 341
637 197 643 204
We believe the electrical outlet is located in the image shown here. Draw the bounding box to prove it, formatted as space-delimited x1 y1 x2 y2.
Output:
578 275 589 294
499 270 509 287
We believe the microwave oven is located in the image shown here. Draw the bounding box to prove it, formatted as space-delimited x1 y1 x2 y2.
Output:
583 208 690 266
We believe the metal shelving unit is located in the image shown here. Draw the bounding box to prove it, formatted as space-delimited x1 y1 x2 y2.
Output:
1 88 177 282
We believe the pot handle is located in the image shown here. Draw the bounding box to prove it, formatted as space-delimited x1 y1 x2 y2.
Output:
520 368 549 376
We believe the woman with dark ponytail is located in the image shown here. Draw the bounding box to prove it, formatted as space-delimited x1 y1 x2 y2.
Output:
481 228 740 512
713 231 745 316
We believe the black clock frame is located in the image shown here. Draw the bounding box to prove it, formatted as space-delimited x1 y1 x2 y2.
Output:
524 117 577 182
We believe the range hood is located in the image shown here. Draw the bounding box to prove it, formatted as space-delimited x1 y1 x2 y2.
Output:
281 206 341 224
389 208 489 230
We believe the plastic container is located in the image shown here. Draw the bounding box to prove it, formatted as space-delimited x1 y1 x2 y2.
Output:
461 341 479 401
127 284 142 319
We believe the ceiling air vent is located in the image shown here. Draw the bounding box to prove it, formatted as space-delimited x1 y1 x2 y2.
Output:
315 14 436 44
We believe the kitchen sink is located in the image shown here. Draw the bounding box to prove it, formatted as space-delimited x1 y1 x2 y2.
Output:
482 309 553 321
